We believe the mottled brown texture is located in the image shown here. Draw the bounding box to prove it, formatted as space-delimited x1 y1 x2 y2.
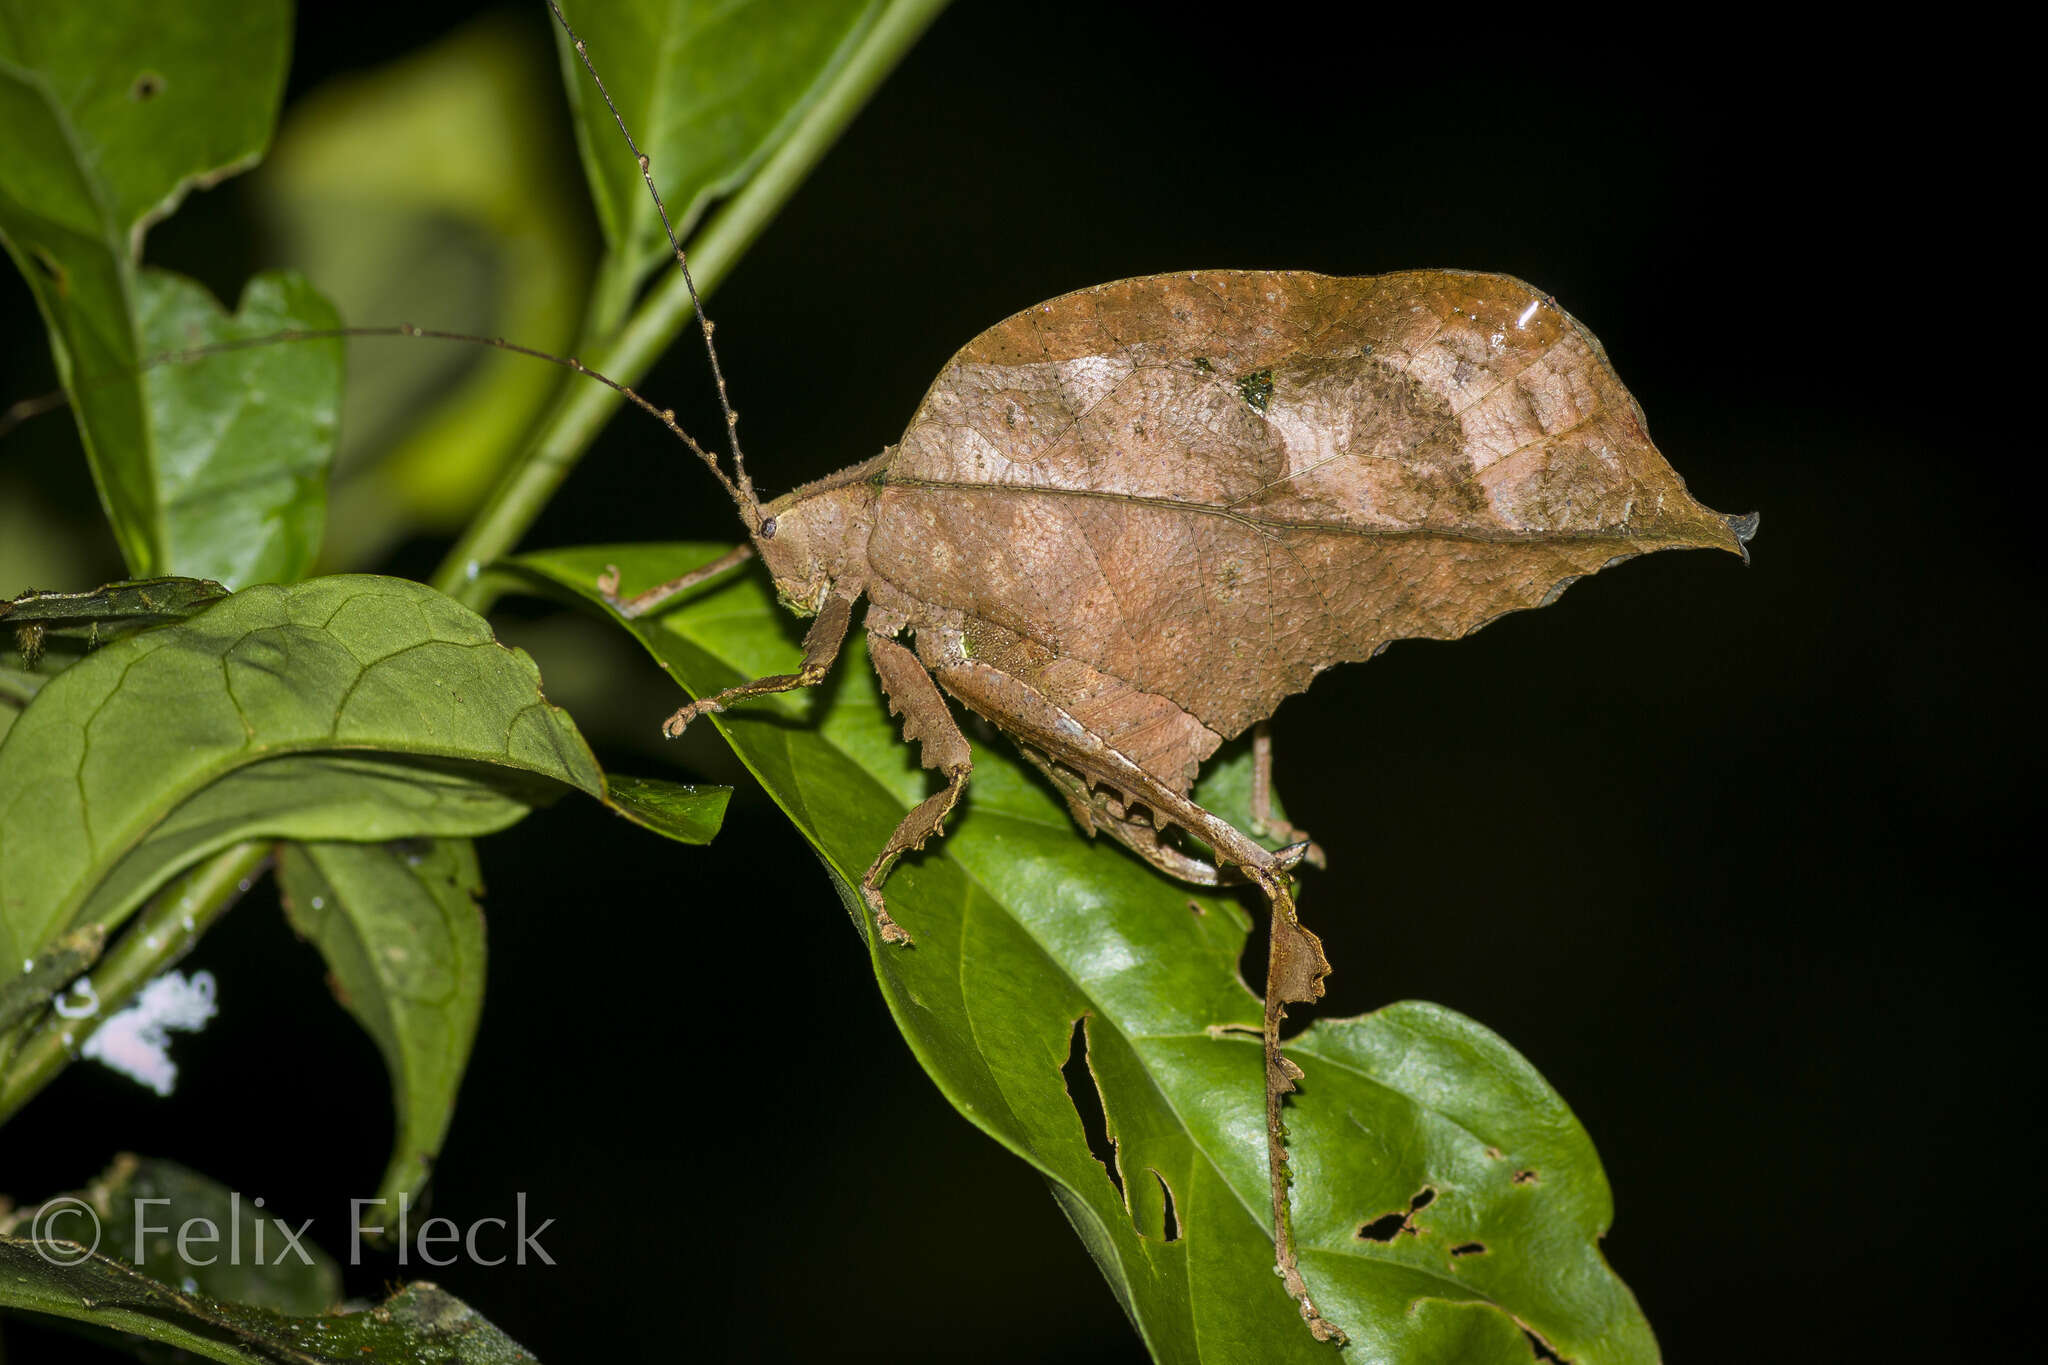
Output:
634 268 1750 1342
859 269 1743 764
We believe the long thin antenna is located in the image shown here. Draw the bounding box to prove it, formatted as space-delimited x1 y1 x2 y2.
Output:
0 325 742 505
545 0 759 520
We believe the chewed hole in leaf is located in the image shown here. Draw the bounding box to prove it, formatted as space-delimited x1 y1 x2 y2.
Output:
1151 1170 1181 1243
1356 1185 1435 1242
1356 1212 1409 1243
1450 1241 1487 1257
130 71 165 101
1513 1169 1539 1185
1523 1327 1570 1362
1060 1015 1122 1201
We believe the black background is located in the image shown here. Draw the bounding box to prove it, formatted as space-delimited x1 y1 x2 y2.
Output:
1 3 2032 1361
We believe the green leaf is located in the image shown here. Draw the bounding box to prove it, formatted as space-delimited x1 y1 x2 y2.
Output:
0 59 156 572
553 0 884 297
0 1 344 587
0 2 286 240
277 840 485 1218
601 772 730 843
510 545 1656 1364
0 1237 536 1364
0 574 727 972
133 268 343 585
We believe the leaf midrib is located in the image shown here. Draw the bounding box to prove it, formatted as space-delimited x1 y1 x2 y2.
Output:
882 477 1711 549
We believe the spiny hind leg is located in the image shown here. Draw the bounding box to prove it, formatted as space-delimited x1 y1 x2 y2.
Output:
1012 743 1101 836
1250 720 1326 870
862 633 974 947
926 656 1341 1341
923 659 1327 982
660 590 853 738
1012 744 1225 886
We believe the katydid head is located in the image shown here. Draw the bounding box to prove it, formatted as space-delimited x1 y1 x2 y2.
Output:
751 454 887 616
756 519 831 617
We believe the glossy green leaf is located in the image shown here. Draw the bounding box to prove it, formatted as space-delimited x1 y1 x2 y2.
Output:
133 268 343 585
0 1 341 588
0 1237 535 1365
0 574 727 973
0 2 286 241
601 772 730 843
0 56 157 572
277 840 485 1217
511 545 1655 1363
552 0 882 294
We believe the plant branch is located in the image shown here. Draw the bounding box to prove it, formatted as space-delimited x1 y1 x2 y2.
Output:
0 842 271 1125
431 0 950 605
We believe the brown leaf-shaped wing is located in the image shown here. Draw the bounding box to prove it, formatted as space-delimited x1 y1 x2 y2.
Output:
867 269 1750 739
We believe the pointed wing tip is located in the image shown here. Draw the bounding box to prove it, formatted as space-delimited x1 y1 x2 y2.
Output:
1725 510 1760 564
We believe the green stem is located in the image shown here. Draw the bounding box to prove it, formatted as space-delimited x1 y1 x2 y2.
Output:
0 842 270 1124
432 0 950 605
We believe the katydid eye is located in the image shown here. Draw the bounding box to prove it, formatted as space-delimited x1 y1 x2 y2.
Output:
760 517 777 539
